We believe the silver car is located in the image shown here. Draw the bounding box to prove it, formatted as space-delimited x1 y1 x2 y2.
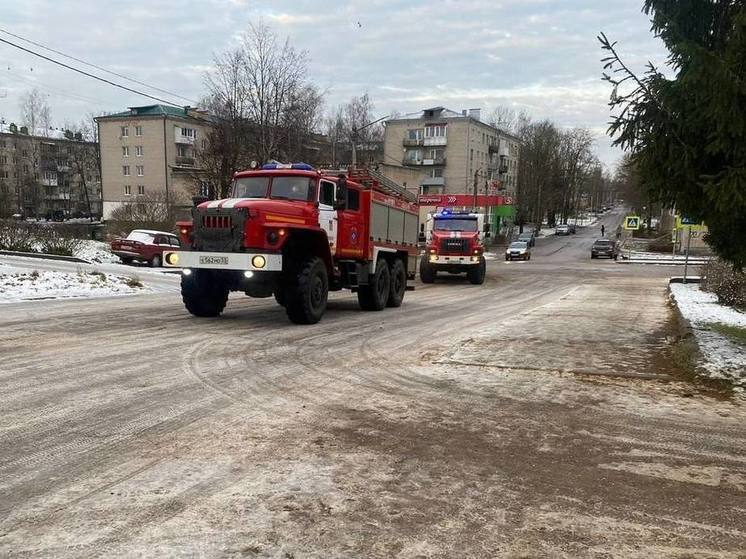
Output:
506 241 531 261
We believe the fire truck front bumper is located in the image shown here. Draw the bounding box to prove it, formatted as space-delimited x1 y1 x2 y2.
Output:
427 254 482 265
163 251 282 272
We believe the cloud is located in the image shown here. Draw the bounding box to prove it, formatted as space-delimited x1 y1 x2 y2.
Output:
0 0 668 166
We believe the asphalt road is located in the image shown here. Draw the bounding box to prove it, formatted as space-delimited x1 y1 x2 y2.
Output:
1 210 744 558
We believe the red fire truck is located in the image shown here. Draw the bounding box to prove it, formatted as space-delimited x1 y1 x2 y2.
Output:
419 210 488 285
163 164 419 324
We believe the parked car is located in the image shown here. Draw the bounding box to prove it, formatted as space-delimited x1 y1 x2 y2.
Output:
555 224 570 236
517 231 536 247
506 241 531 261
111 229 181 267
591 238 619 259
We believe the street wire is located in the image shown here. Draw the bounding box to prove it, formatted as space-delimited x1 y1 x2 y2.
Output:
0 27 198 106
0 36 186 108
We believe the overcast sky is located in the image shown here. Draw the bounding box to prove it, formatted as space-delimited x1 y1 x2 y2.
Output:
0 0 669 168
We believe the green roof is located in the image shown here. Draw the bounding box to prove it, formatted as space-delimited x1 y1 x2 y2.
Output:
97 104 202 120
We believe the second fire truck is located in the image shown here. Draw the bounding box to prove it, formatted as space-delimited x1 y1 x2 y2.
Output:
419 210 488 285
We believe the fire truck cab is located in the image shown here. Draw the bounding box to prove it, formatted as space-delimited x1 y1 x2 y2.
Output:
163 164 419 324
419 210 488 285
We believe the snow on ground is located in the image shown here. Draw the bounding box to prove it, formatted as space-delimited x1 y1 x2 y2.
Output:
0 269 148 303
75 240 120 264
670 282 746 388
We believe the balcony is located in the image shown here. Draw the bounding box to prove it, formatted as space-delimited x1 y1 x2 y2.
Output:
403 138 423 147
403 157 446 167
44 192 70 200
175 134 195 145
175 156 196 167
422 157 446 166
424 136 447 147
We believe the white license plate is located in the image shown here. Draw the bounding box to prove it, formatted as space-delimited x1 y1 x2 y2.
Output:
199 255 229 266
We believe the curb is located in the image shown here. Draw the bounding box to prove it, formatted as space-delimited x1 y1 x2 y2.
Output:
0 250 89 264
667 281 696 339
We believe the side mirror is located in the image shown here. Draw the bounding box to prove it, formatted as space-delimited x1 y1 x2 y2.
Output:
418 232 426 243
420 223 425 232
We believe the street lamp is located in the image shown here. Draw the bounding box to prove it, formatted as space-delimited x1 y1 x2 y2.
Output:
351 114 390 167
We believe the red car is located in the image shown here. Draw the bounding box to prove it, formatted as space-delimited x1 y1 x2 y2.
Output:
111 229 181 267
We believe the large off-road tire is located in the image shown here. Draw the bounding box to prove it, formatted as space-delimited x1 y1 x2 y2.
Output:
419 256 435 284
181 270 229 317
387 258 406 308
467 257 486 285
358 258 391 311
285 256 328 324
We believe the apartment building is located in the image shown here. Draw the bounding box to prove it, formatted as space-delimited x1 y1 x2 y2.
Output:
381 107 520 198
96 105 211 219
0 124 101 218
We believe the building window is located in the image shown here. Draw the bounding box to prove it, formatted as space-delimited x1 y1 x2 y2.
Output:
428 148 444 160
408 129 423 140
177 145 188 157
181 127 196 138
136 165 144 177
135 126 142 136
22 149 28 157
0 156 6 164
124 185 131 195
425 124 446 138
137 185 145 195
405 149 421 162
122 146 129 157
121 126 129 137
123 165 130 176
430 168 443 178
135 145 143 156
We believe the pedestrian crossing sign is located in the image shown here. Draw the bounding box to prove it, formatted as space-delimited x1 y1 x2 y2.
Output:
624 216 640 230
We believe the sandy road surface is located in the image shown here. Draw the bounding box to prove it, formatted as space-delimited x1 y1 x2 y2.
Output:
1 210 744 558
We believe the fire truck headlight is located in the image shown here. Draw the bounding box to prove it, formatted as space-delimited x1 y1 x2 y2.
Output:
429 249 436 254
252 255 266 269
429 255 438 263
165 252 179 266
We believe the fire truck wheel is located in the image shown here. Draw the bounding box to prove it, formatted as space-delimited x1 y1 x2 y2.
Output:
285 256 328 324
181 270 229 317
419 256 435 284
358 258 391 311
387 258 406 308
468 257 486 285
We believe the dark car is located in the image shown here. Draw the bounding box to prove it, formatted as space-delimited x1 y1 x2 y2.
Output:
111 229 181 267
517 232 536 247
591 238 619 259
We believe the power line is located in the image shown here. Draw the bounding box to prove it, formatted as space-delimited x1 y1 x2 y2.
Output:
0 36 186 108
0 27 198 106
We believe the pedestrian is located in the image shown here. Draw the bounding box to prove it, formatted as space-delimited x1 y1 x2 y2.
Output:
601 225 605 237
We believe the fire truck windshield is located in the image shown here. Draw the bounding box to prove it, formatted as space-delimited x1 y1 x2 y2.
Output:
433 218 478 232
233 177 270 198
270 177 315 201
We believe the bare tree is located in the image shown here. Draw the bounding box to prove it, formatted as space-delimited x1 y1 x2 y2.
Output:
19 88 52 136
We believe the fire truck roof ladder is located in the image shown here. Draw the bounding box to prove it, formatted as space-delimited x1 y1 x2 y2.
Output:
347 167 418 203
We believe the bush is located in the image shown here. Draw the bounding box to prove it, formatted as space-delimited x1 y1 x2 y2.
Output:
36 225 82 257
0 220 37 252
701 259 746 311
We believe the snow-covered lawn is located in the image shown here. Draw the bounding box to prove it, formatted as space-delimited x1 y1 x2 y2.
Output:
75 240 120 264
670 282 746 388
0 269 148 303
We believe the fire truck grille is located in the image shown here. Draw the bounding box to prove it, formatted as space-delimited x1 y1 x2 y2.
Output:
439 238 468 254
192 209 246 252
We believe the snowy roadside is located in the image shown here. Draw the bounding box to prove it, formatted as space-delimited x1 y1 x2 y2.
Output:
74 240 121 264
669 282 746 389
0 269 149 303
